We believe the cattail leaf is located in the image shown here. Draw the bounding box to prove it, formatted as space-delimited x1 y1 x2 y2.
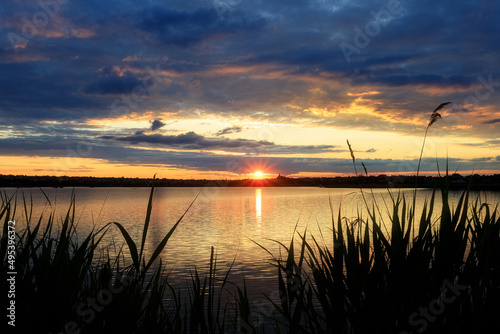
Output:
144 194 198 273
113 221 139 271
139 175 156 266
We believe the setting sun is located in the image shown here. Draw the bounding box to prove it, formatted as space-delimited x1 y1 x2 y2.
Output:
253 171 264 179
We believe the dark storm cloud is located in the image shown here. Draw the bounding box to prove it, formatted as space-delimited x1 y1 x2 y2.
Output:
0 61 104 121
137 6 266 47
84 71 143 95
3 0 499 117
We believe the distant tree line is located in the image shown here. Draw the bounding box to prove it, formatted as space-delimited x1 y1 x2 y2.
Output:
0 173 499 190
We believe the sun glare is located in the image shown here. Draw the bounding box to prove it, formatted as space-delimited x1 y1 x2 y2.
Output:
253 171 264 179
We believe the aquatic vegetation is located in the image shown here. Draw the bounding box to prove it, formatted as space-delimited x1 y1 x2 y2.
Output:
1 156 499 333
0 186 234 333
268 185 500 333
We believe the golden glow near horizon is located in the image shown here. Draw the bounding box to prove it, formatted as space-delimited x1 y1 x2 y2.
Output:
2 116 499 179
2 95 500 179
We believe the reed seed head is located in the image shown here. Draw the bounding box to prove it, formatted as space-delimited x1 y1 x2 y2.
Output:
347 139 355 163
428 112 442 127
432 102 451 113
427 102 450 127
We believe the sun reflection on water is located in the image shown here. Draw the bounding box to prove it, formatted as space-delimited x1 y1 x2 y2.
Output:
256 188 262 231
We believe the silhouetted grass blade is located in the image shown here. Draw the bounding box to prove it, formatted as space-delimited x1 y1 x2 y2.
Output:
112 221 140 271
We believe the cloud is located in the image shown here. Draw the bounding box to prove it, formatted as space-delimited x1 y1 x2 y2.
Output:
352 74 474 89
468 157 494 162
103 131 340 154
137 6 266 47
484 118 500 124
151 119 166 131
215 125 243 136
461 139 500 148
1 129 498 175
109 132 274 150
262 145 341 155
84 67 144 95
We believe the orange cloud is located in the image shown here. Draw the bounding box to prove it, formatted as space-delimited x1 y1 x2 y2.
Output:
347 90 381 96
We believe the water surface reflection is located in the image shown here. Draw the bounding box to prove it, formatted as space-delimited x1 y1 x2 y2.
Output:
256 188 262 231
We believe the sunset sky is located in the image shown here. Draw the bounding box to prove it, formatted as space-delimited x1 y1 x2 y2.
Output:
1 0 499 179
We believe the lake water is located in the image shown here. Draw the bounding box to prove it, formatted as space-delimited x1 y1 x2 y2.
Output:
5 186 500 326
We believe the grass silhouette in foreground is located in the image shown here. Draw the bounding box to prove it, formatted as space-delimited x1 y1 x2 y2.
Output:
2 175 499 334
267 182 500 333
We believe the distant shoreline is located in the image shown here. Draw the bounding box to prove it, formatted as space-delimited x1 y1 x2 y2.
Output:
1 173 499 190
